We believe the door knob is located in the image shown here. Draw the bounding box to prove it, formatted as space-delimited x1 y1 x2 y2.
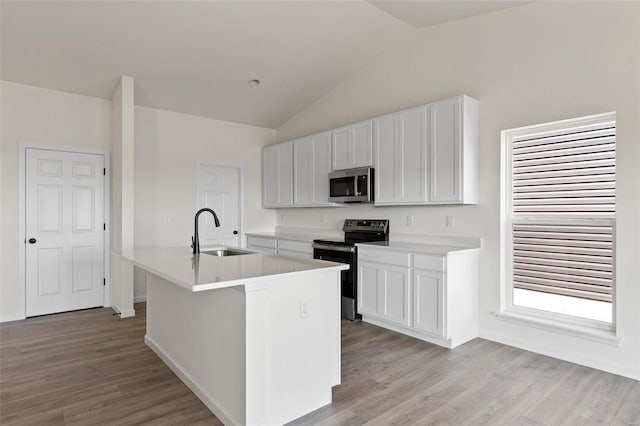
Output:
28 238 37 244
233 230 239 235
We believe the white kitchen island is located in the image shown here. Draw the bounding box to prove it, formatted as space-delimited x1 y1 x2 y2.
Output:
122 247 348 426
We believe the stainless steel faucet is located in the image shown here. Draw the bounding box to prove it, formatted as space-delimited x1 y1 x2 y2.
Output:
192 208 221 253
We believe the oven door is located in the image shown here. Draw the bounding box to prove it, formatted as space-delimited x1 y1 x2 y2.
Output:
312 244 359 320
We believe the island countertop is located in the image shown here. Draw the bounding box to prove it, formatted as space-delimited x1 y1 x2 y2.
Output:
122 247 348 292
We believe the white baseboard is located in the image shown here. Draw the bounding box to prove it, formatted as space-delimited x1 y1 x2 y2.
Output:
134 295 146 303
362 316 455 349
144 335 239 425
119 309 136 318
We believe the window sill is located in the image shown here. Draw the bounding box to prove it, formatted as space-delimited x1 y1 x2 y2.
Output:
495 310 622 347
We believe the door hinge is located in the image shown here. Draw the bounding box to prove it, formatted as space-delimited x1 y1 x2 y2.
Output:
103 168 106 176
103 278 106 286
103 223 106 231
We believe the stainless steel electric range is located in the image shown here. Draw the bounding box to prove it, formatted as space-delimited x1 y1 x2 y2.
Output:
312 219 389 321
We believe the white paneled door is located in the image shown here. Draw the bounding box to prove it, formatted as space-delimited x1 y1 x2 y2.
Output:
25 149 105 317
197 164 241 248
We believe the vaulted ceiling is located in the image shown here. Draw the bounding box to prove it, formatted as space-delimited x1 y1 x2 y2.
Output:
1 1 526 128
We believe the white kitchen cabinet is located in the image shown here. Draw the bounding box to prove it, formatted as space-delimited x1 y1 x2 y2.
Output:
357 251 411 327
357 245 478 349
413 269 444 337
277 238 313 259
247 236 278 253
263 142 293 208
374 106 427 205
358 261 380 317
332 120 373 171
293 131 332 206
428 95 478 204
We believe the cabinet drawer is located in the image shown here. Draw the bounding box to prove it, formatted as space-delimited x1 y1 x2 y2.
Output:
278 239 312 255
247 236 277 250
358 248 411 267
414 254 445 272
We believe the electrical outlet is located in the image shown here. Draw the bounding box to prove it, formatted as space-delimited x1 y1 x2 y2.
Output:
446 215 455 228
280 213 287 223
406 215 414 227
321 214 327 224
300 300 309 318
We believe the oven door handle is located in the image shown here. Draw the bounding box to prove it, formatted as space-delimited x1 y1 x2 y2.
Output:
312 243 356 253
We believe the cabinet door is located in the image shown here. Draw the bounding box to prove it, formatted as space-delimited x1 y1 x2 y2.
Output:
263 142 293 208
413 269 444 336
398 106 427 203
293 136 313 205
294 131 332 206
381 265 411 327
332 120 372 170
429 97 461 203
374 107 427 205
277 142 294 206
352 120 373 168
332 127 351 171
374 114 398 203
262 145 279 208
358 261 381 317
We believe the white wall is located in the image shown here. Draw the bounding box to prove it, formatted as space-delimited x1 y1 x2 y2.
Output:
0 81 112 322
110 76 135 317
275 2 640 379
133 106 276 299
0 81 276 317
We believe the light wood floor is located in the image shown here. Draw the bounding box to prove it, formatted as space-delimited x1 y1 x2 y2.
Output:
1 303 639 425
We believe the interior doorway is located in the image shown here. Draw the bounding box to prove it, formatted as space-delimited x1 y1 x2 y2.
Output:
197 163 242 248
24 148 107 317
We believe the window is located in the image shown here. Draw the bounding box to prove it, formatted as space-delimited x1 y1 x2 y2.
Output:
502 113 616 326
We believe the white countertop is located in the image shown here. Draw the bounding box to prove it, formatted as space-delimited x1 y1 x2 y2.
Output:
122 247 348 292
356 241 479 255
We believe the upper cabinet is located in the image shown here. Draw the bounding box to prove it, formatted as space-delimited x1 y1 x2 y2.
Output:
262 95 478 209
375 95 477 206
263 141 293 208
428 96 478 204
374 106 428 205
293 131 333 207
332 120 373 171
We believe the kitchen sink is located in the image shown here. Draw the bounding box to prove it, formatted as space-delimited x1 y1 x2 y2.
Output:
201 248 255 257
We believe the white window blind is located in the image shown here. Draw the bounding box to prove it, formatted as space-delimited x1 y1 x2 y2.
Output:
510 120 615 303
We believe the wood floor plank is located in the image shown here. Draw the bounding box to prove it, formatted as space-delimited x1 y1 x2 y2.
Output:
1 303 639 425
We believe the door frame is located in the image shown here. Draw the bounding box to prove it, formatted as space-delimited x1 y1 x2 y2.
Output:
196 161 244 247
18 142 111 320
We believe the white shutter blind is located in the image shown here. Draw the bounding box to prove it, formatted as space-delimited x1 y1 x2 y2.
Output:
511 121 615 302
512 223 613 302
512 125 616 218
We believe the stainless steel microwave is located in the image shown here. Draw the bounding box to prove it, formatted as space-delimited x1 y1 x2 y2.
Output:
328 167 374 203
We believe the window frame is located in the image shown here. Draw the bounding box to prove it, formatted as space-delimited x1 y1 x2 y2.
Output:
500 112 617 333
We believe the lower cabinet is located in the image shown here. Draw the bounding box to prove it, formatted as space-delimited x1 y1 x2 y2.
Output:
413 269 444 337
358 261 410 327
357 246 478 349
246 236 312 259
247 236 277 254
277 239 313 259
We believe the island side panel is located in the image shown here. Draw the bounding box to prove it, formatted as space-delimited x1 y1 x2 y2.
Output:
244 269 341 425
145 273 246 425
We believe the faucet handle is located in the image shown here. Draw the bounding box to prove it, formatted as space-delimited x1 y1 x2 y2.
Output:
191 236 195 249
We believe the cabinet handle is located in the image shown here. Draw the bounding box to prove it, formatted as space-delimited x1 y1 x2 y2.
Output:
28 238 37 244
